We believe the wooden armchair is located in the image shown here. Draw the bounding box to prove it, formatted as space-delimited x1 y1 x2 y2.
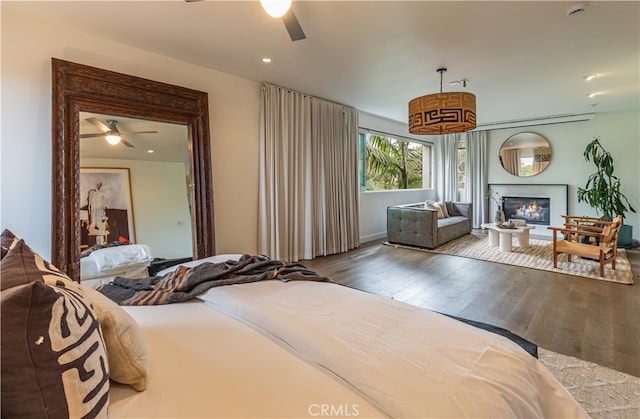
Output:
547 215 623 277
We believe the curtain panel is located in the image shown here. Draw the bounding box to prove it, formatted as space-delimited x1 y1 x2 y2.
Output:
434 133 461 202
465 130 489 227
259 83 360 261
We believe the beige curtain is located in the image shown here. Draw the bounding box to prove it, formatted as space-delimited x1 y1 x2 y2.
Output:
259 83 360 261
502 148 521 175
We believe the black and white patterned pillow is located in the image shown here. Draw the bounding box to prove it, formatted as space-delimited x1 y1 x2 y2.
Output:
0 239 70 291
1 239 110 417
0 228 20 262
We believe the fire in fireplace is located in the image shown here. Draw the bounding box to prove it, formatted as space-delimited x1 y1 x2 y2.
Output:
503 196 550 225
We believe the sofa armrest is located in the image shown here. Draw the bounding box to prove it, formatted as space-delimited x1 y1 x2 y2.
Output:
394 202 427 209
386 205 439 249
451 202 473 219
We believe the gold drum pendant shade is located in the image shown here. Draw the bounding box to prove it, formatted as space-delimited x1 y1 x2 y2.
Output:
408 68 477 135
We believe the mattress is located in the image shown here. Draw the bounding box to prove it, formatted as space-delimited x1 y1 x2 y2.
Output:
107 255 587 418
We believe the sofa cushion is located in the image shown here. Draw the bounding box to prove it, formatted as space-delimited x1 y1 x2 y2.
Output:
426 200 449 218
438 216 472 245
445 202 462 217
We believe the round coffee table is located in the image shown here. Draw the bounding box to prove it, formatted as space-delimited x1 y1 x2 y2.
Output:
480 223 536 252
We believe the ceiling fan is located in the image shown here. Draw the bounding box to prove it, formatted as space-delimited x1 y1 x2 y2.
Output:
80 117 158 148
184 0 306 42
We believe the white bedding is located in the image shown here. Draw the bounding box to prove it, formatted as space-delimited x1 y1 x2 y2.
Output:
109 301 383 418
80 244 153 287
108 255 588 418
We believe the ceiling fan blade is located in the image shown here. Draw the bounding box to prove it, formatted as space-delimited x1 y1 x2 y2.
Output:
80 133 108 139
120 130 159 135
86 117 111 133
282 8 306 41
121 138 135 148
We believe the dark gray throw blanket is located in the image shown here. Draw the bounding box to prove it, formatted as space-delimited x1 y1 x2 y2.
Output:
97 254 332 305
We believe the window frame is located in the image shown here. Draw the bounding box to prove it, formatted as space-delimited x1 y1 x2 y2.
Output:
359 129 433 192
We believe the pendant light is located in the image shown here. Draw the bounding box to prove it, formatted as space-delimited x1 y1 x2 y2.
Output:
408 68 476 135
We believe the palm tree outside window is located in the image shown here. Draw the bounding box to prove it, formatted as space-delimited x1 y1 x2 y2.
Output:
359 132 432 191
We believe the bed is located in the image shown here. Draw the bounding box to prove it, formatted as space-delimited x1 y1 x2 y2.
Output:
80 243 154 288
0 230 588 418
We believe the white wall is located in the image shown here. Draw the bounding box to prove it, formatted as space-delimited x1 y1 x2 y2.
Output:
487 111 639 240
2 7 638 263
1 6 261 260
82 158 192 259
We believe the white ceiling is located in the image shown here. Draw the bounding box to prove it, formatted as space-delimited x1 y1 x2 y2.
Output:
10 0 639 128
79 112 189 163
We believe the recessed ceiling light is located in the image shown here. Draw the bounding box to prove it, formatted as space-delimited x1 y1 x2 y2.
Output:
147 149 154 153
583 74 600 81
262 57 272 63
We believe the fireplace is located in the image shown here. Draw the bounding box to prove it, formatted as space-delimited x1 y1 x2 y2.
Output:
488 184 567 239
503 196 551 225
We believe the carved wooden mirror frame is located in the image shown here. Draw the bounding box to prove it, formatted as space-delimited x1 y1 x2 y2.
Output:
52 58 215 281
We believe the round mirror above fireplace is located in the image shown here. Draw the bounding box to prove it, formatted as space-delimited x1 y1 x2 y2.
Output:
499 132 551 177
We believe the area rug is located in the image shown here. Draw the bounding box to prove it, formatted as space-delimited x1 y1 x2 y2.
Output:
539 348 640 418
384 230 634 284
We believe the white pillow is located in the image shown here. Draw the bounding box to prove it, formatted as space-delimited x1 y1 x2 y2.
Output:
89 244 153 272
42 276 150 391
425 200 447 219
81 285 149 391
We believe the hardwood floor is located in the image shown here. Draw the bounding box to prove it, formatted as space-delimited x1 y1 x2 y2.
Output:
302 237 640 377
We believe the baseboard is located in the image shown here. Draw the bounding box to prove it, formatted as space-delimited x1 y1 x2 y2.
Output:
360 232 387 243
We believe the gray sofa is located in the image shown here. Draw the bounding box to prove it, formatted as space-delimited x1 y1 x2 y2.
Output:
387 202 473 249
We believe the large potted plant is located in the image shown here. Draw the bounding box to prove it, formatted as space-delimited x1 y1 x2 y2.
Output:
577 137 637 246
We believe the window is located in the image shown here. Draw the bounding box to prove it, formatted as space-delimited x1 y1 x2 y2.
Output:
359 131 432 191
457 141 466 190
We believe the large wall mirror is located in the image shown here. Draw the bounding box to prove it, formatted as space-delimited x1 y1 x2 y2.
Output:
499 132 552 177
52 58 215 281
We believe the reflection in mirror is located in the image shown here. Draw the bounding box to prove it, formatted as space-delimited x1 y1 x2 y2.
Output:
499 132 551 177
52 58 215 282
79 112 193 269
